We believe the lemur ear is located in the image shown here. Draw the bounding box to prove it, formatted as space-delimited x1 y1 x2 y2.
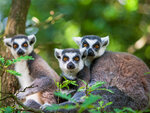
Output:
28 34 36 45
3 37 12 47
101 36 109 47
54 48 63 59
72 37 82 45
80 48 87 59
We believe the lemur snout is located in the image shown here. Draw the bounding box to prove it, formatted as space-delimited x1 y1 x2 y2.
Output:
67 62 75 69
17 49 25 56
88 48 95 56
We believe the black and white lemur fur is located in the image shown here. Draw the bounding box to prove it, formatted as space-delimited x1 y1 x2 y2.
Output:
73 35 150 110
41 48 141 113
4 34 60 109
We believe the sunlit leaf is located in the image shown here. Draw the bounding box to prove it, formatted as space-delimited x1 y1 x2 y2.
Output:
90 81 106 91
125 0 138 11
6 70 21 76
96 88 114 94
0 56 5 64
54 91 72 101
78 94 101 113
45 104 76 111
144 72 150 75
102 102 112 108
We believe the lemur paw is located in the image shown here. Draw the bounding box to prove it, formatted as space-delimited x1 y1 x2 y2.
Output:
16 92 26 101
40 103 52 113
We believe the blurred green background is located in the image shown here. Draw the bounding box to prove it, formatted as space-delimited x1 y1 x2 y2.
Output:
0 0 150 74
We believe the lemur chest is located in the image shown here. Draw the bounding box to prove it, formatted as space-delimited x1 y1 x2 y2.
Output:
15 61 33 89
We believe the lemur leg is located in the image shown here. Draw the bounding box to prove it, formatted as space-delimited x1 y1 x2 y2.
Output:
24 99 41 109
17 76 55 100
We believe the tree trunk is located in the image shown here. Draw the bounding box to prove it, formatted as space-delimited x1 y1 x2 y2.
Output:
0 0 31 106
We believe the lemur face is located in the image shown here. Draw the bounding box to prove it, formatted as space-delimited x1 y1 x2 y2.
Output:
73 35 109 59
4 35 36 58
54 48 86 80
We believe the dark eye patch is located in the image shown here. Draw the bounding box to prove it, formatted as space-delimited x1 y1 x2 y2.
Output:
63 55 69 62
93 41 100 51
82 40 89 48
22 42 28 48
73 55 80 62
13 43 19 49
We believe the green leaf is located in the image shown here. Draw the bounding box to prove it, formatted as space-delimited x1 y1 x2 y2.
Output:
90 81 106 91
88 109 101 113
70 80 78 86
114 107 135 113
98 101 104 107
45 104 61 111
61 78 78 89
97 88 114 93
102 102 112 108
0 56 5 64
45 104 76 111
80 79 87 85
5 56 34 66
5 60 13 66
60 104 77 110
54 91 72 101
12 56 34 63
3 106 14 113
144 72 150 75
79 94 101 113
78 86 85 92
6 70 21 76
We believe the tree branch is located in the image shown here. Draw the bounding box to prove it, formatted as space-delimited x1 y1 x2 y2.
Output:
0 92 42 113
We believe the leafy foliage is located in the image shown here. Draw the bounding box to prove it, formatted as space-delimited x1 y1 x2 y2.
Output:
0 106 15 113
78 94 101 113
45 81 114 113
56 77 78 90
0 56 34 76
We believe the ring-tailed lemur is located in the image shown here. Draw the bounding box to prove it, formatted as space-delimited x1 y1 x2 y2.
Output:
73 35 150 110
4 34 60 109
40 48 91 111
41 48 140 113
54 48 90 90
73 35 109 67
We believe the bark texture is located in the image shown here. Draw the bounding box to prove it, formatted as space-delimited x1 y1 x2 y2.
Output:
0 0 31 106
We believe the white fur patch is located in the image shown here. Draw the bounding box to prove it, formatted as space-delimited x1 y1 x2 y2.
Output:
15 60 32 89
26 93 42 104
15 60 41 104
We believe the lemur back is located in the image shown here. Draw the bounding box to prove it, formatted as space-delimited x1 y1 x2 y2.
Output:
90 51 150 109
4 34 60 108
73 35 150 110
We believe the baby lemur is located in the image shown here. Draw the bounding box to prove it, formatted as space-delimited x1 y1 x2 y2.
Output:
4 34 60 108
73 35 150 110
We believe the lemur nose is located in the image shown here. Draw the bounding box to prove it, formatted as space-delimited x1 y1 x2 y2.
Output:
17 49 25 56
67 62 75 69
88 48 95 56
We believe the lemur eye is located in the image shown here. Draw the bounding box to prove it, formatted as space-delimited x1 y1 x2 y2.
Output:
23 43 28 47
63 57 69 62
94 44 100 49
74 56 79 61
13 44 18 49
83 43 88 47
